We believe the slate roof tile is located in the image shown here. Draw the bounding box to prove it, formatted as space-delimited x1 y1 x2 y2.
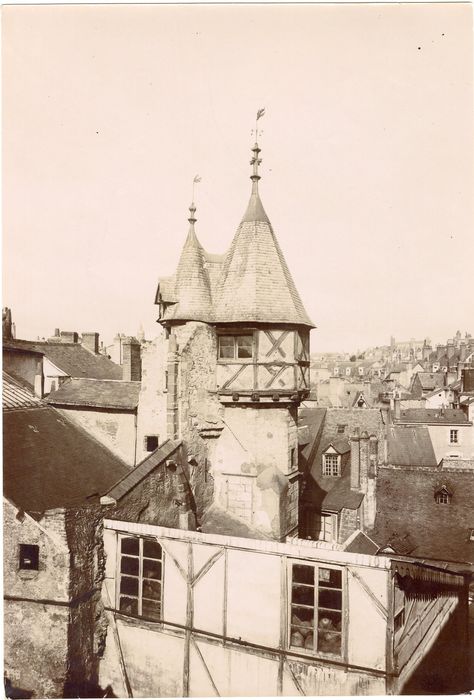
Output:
45 377 140 410
3 406 130 513
2 372 42 410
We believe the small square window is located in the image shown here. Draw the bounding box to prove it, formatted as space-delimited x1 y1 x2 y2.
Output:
337 425 346 434
144 435 159 452
19 544 39 570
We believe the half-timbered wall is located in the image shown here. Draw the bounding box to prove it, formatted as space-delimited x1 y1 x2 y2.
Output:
99 522 395 696
216 328 310 396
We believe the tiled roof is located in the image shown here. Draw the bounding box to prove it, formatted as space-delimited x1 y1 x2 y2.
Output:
156 161 314 328
373 466 474 564
387 425 437 467
4 340 122 380
45 377 140 410
106 439 181 501
214 205 314 327
3 407 130 513
3 372 42 410
415 372 446 391
343 530 380 556
395 408 470 425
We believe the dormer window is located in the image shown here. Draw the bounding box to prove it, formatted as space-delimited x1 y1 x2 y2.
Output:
323 453 340 477
218 334 254 360
435 486 452 505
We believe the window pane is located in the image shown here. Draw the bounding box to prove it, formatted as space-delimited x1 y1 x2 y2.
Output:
319 568 342 589
143 558 162 580
120 576 139 596
292 584 315 606
142 598 161 621
237 335 253 359
318 610 342 632
219 336 235 359
317 630 341 654
120 556 139 576
142 579 161 600
291 605 314 625
292 564 314 585
121 537 139 556
290 628 306 648
119 596 138 616
143 540 162 560
319 589 342 611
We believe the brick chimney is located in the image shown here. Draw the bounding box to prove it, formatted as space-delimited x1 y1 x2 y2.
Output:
422 339 432 361
82 332 99 354
459 341 467 362
447 340 456 359
359 432 370 490
350 428 360 490
436 344 445 361
60 331 78 344
122 337 142 381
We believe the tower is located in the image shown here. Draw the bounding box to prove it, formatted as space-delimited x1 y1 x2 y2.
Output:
154 137 314 539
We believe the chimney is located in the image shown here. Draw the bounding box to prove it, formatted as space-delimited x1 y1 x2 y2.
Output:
60 331 78 344
368 435 378 478
394 394 401 420
33 358 44 398
436 344 445 361
2 307 13 341
54 328 60 337
459 341 467 362
422 340 432 361
82 332 99 354
350 428 360 490
167 332 179 440
122 337 142 381
359 432 370 491
447 340 455 359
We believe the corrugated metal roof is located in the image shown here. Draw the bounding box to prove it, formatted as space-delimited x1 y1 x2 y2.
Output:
46 377 140 410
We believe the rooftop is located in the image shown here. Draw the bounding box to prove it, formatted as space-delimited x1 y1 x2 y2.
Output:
4 406 130 514
4 339 122 380
2 372 42 411
394 408 470 425
46 377 141 410
387 425 438 467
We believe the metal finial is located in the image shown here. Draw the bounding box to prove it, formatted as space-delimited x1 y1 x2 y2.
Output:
188 202 197 225
250 109 265 193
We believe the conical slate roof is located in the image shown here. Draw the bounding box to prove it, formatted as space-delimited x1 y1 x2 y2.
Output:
156 143 314 328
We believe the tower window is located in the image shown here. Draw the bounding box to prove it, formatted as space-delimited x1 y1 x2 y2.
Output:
19 544 39 571
218 335 254 360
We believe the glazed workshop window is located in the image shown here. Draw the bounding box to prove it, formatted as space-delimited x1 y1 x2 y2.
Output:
449 429 458 444
118 536 163 621
289 564 343 656
218 334 254 360
322 453 340 477
19 544 39 571
144 435 159 452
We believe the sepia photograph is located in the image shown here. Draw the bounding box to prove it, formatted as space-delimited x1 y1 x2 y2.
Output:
2 2 474 697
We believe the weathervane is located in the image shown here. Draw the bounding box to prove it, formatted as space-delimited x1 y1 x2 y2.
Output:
251 107 265 141
192 174 201 203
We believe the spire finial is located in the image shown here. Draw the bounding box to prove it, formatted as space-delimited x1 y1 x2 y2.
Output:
250 108 265 194
189 175 201 225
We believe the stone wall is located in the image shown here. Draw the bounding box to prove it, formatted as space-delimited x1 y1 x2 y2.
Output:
136 332 168 464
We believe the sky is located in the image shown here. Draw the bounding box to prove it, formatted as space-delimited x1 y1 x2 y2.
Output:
3 3 473 352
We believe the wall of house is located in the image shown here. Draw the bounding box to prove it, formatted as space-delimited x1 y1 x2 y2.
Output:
3 500 70 698
57 406 137 466
135 333 169 464
43 357 69 394
99 521 393 697
427 423 474 461
3 348 42 389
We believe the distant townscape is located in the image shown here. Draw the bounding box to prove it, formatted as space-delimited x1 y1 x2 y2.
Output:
3 140 473 698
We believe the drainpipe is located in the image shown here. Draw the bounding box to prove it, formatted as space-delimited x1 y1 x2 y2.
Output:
167 331 179 440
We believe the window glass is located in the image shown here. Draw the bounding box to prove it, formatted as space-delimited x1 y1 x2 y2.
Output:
19 544 39 571
237 335 253 359
317 567 342 654
118 537 162 622
218 336 235 359
323 454 340 476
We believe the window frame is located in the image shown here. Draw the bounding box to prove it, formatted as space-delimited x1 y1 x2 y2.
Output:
144 435 159 452
217 333 255 362
449 429 459 445
322 452 341 477
288 561 345 659
435 489 451 505
116 534 164 622
19 543 39 571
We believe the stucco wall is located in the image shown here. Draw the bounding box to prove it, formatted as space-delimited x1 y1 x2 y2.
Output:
427 423 474 461
58 406 137 466
3 348 42 389
136 332 169 465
